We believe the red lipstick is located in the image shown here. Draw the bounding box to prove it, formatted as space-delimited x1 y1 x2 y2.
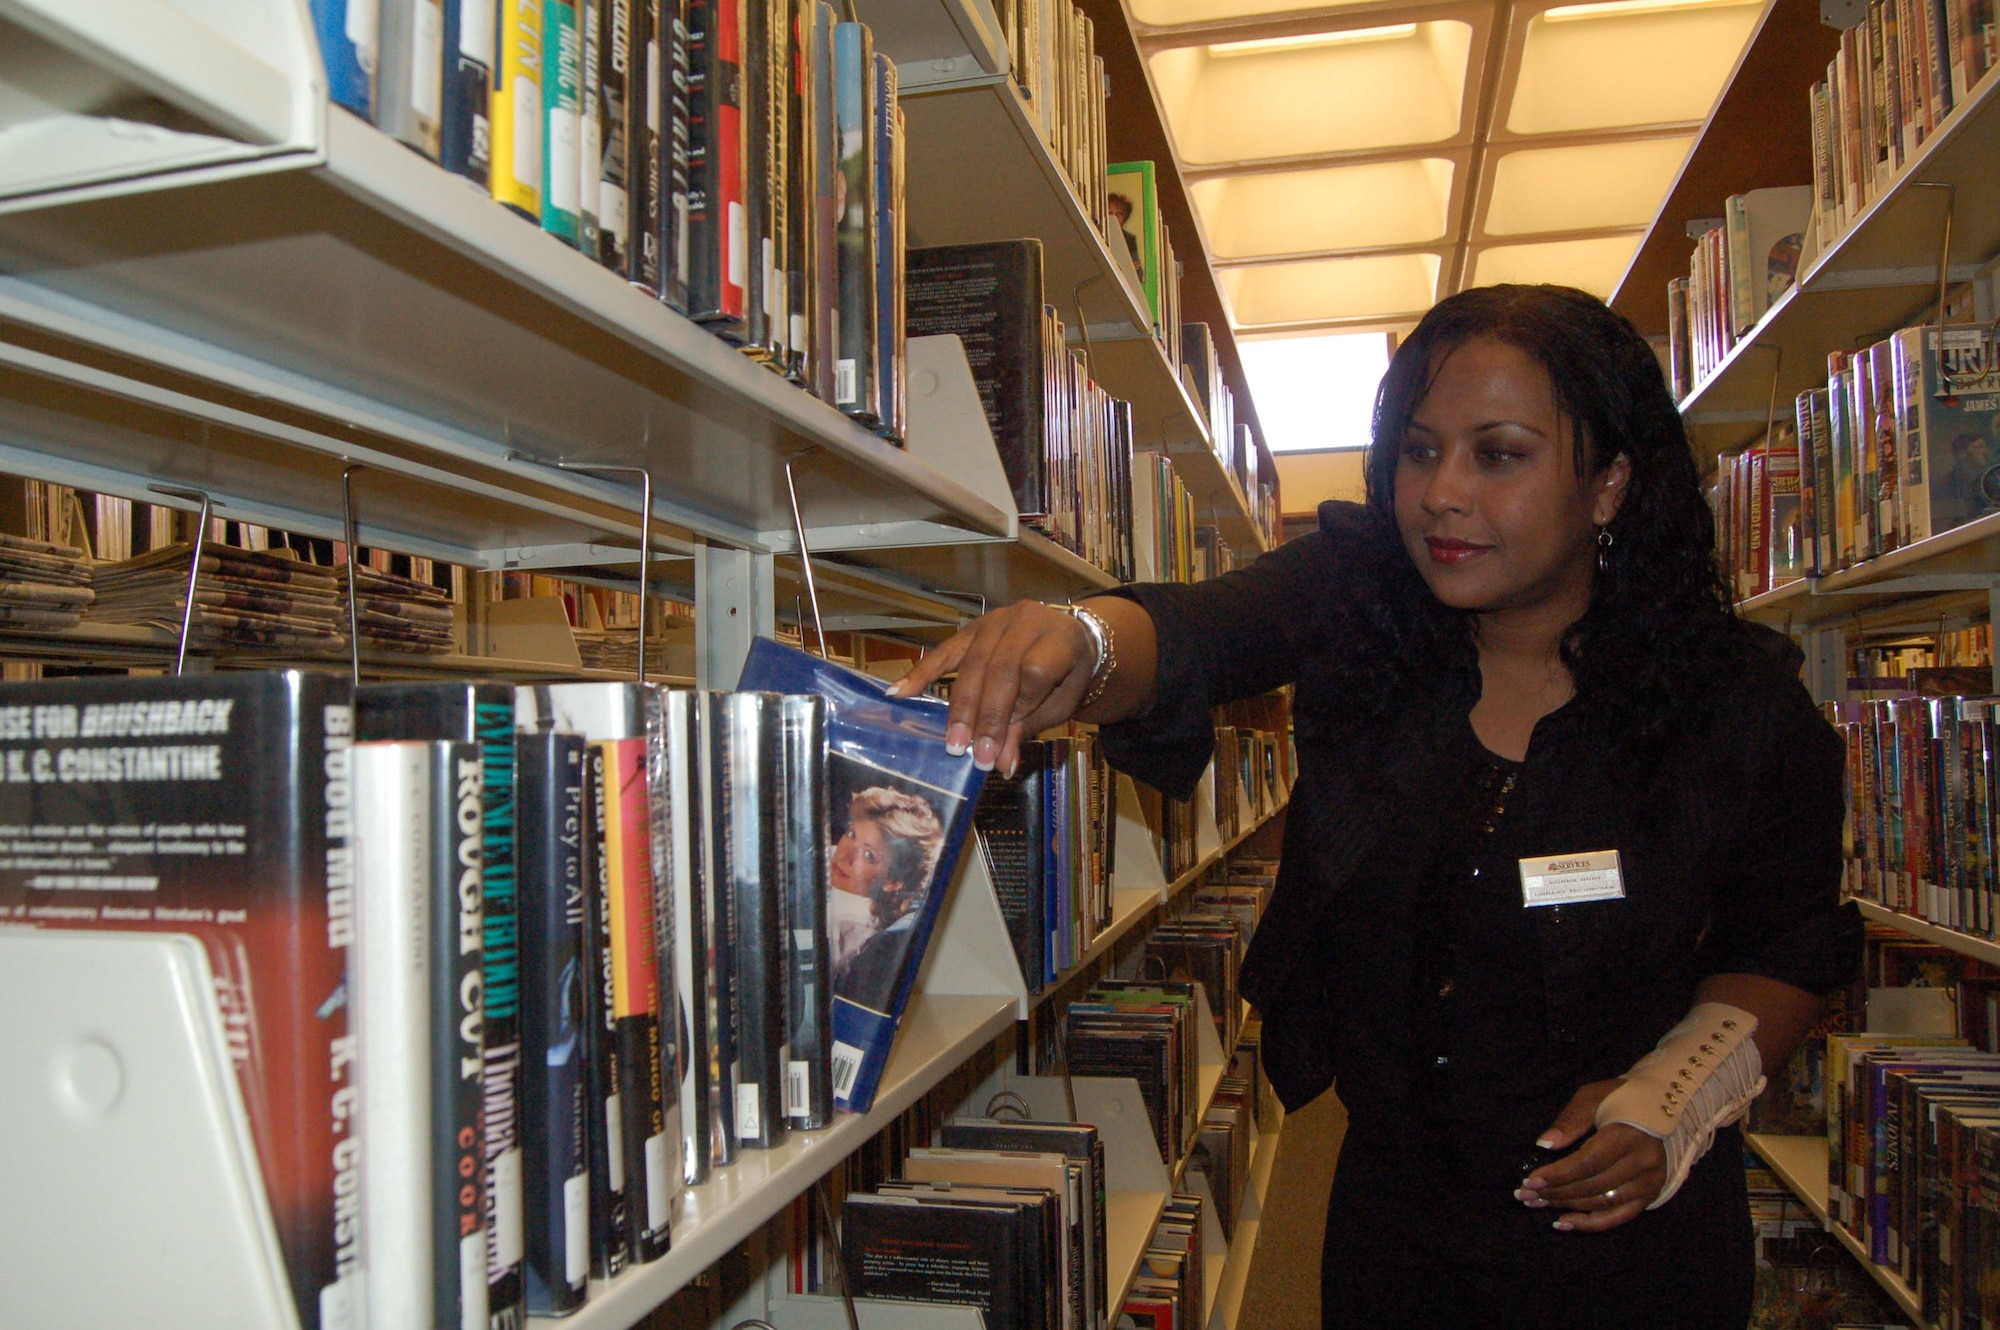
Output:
1424 537 1490 565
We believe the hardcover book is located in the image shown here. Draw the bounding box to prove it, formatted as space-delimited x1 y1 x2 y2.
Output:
443 0 495 184
375 0 445 158
687 0 748 330
313 0 376 119
780 692 833 1130
492 0 546 220
594 0 634 274
832 21 878 419
736 637 985 1114
542 0 586 248
0 671 356 1330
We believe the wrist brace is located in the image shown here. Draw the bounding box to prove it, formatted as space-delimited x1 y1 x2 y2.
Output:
1594 1002 1764 1209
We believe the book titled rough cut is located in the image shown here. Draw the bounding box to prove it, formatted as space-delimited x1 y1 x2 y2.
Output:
0 670 356 1330
735 637 984 1114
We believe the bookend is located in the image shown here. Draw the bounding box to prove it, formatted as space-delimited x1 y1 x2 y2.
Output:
915 835 1034 1015
1113 774 1172 901
1194 761 1223 861
0 929 304 1329
902 334 1020 526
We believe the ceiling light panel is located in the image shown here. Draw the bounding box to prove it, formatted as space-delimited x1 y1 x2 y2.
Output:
1483 136 1694 235
1470 235 1643 296
1505 0 1761 134
1223 252 1443 326
1130 0 1388 27
1191 158 1457 258
1149 21 1474 164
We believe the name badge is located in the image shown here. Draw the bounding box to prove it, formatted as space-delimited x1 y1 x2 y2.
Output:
1518 851 1625 907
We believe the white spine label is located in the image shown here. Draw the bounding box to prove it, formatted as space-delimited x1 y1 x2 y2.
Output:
413 1 446 119
604 1092 625 1191
644 1132 672 1232
493 1146 525 1267
563 1173 590 1284
736 1080 761 1139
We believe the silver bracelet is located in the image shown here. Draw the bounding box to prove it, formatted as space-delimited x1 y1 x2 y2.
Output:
1056 603 1117 709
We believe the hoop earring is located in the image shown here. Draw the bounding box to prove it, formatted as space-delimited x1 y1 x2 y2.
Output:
1596 525 1615 575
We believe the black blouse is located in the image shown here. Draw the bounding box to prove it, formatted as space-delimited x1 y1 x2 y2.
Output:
1100 501 1863 1142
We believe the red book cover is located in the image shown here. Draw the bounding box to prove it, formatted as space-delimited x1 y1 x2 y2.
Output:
0 671 355 1330
716 0 747 322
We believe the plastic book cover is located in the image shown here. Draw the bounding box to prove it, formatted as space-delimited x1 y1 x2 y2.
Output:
542 0 585 248
0 670 355 1330
687 0 747 328
375 0 445 158
1106 161 1159 330
442 0 494 184
832 21 878 418
493 0 546 220
735 636 985 1114
312 0 376 119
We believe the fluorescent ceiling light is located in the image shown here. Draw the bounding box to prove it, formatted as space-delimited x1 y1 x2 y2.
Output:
1208 23 1415 56
1543 0 1749 20
1240 333 1392 452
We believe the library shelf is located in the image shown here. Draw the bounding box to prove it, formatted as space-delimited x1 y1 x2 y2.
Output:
1734 509 2000 631
0 102 1016 565
550 993 1018 1330
1164 798 1288 905
838 526 1123 621
1677 58 2000 460
1107 1187 1174 1317
1855 900 2000 969
1744 1132 1928 1327
1209 1103 1284 1330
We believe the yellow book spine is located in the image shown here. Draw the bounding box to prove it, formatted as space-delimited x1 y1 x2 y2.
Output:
492 0 546 219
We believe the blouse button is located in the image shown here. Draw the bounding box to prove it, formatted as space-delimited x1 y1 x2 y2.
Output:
1471 866 1481 878
1549 907 1563 924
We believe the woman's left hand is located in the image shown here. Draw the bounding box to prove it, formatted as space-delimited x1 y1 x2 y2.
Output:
1514 1079 1668 1232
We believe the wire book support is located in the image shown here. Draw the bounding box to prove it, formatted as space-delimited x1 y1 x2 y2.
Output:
147 483 212 676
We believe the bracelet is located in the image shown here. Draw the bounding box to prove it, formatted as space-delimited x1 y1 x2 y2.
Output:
1057 603 1117 711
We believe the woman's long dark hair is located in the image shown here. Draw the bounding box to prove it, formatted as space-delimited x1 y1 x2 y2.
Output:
1348 283 1734 749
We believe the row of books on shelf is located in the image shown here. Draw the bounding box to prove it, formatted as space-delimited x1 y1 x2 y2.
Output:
1744 1149 1916 1328
315 0 912 439
1666 186 1812 397
1809 0 1998 255
0 636 994 1330
1709 317 2000 600
1828 691 2000 940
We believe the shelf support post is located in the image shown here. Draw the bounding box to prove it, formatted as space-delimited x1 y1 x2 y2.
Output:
697 541 773 689
1802 626 1847 706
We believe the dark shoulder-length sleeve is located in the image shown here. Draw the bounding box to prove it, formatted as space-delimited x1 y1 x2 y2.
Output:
1095 500 1369 800
1691 637 1863 994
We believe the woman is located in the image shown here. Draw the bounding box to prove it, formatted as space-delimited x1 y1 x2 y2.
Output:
890 285 1860 1327
828 785 947 1013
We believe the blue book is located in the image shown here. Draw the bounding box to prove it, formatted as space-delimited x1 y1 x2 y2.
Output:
736 637 984 1114
311 0 376 118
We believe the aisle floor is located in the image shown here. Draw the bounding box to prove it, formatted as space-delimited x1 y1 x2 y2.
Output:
1235 1089 1348 1328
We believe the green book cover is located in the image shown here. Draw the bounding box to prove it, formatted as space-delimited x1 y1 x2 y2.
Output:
1106 161 1159 333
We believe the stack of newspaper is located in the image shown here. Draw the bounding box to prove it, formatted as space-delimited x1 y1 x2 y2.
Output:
87 544 345 651
342 563 455 654
0 532 93 631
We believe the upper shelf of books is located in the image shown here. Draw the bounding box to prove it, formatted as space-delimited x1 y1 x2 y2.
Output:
1679 59 2000 458
0 2 1028 570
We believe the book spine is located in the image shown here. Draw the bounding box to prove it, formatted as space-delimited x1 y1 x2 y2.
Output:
475 699 527 1328
698 691 742 1167
582 747 631 1278
640 690 686 1219
314 0 378 119
375 0 446 158
663 692 713 1185
631 0 665 293
518 732 592 1314
833 22 878 419
543 1 585 247
436 741 490 1330
811 2 840 404
719 692 789 1149
579 0 606 256
872 55 905 443
663 0 694 310
599 736 675 1261
354 741 437 1330
443 0 495 183
742 0 779 355
785 0 813 384
781 693 831 1130
596 0 634 274
492 1 547 220
685 0 749 328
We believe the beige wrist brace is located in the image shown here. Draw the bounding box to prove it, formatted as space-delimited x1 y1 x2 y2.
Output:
1594 1002 1764 1208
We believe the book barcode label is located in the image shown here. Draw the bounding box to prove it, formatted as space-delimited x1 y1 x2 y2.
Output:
644 1132 672 1233
493 1145 526 1266
786 1060 809 1117
736 1081 762 1139
563 1173 589 1285
604 1092 625 1191
835 360 857 405
831 1040 864 1098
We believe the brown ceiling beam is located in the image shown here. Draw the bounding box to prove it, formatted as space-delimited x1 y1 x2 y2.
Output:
1607 0 1840 336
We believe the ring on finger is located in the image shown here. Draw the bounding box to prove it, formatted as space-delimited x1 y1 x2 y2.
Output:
1603 1188 1617 1203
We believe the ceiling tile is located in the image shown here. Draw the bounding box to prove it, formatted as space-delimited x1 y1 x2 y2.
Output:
1483 136 1694 235
1505 0 1762 135
1192 158 1457 258
1470 234 1643 296
1149 21 1474 164
1222 252 1443 326
1130 0 1385 29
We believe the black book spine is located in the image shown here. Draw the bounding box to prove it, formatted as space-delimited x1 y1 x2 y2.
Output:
698 690 742 1168
596 0 633 273
662 0 693 310
640 689 684 1210
685 0 748 331
627 0 663 294
581 748 631 1279
783 0 811 384
663 691 712 1186
719 691 788 1149
809 1 839 405
442 0 494 186
579 0 605 257
476 699 526 1329
781 694 830 1130
871 52 903 442
739 0 777 355
518 732 591 1315
832 21 877 421
433 741 488 1330
972 745 1045 993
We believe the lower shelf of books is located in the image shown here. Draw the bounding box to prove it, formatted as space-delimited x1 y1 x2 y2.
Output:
1743 1133 1927 1326
1208 1101 1284 1330
554 993 1018 1330
1108 1187 1174 1315
1856 900 2000 969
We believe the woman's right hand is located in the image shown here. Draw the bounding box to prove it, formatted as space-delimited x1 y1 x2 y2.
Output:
886 601 1098 776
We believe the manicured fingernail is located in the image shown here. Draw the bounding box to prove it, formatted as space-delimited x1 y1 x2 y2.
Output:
1536 1135 1560 1150
1512 1189 1534 1205
1003 753 1020 780
1521 1176 1544 1190
1552 1221 1574 1232
885 679 908 696
972 737 998 771
946 724 970 755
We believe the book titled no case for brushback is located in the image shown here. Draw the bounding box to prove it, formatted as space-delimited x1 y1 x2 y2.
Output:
0 670 355 1330
735 637 984 1114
